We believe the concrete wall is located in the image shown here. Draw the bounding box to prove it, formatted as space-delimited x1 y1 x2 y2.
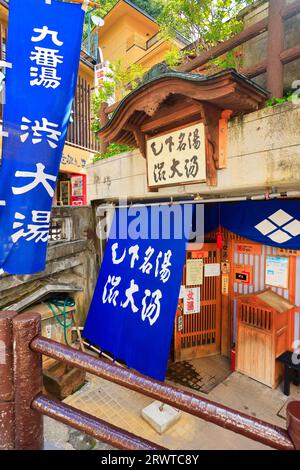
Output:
0 206 98 325
87 101 300 202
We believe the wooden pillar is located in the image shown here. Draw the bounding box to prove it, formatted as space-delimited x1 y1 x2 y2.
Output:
266 0 285 98
0 312 17 450
99 102 109 154
13 312 43 450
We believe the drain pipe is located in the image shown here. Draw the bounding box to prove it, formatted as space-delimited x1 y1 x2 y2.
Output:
96 191 300 211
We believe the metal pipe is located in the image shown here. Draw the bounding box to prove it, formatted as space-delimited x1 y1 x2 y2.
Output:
31 336 295 451
96 191 300 212
32 394 165 451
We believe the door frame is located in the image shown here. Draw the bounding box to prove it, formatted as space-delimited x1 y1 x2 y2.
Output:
174 242 222 362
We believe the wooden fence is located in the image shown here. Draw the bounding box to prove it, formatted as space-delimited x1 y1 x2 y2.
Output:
179 0 300 99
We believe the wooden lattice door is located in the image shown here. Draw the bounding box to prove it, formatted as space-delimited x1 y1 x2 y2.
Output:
174 243 221 361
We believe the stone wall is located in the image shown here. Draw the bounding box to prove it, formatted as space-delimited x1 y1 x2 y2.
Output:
87 101 300 203
0 206 98 325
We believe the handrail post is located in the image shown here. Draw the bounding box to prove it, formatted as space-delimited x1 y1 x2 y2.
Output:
266 0 285 98
287 401 300 450
12 312 43 450
0 312 17 450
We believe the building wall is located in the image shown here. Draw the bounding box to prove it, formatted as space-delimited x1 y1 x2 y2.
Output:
87 101 300 202
98 2 184 71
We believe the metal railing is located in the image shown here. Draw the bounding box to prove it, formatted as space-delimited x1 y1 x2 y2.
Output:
0 311 299 450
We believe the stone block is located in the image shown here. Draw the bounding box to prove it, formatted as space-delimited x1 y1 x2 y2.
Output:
141 401 182 434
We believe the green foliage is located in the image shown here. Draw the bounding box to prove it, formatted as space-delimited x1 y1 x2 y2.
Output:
91 59 145 133
158 0 255 55
266 92 294 107
164 47 190 68
211 48 243 71
93 143 135 162
109 59 145 97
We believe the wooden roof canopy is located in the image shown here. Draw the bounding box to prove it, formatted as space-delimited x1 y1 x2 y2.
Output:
98 65 268 185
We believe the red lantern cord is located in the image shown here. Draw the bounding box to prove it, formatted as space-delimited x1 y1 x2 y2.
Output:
216 204 223 249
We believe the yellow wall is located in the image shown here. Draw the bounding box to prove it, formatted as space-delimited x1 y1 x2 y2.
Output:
99 0 184 71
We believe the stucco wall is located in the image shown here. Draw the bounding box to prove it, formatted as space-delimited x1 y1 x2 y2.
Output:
87 101 300 202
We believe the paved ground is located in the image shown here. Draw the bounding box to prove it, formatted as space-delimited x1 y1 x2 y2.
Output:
44 356 300 450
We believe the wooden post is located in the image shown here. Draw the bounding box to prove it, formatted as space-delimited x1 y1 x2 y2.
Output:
0 312 18 450
266 0 285 98
13 312 43 450
287 401 300 450
99 102 109 154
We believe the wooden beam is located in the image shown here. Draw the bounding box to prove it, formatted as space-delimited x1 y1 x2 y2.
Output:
241 60 267 79
179 17 269 73
99 102 109 154
141 103 201 133
267 0 285 98
280 44 300 65
124 123 146 158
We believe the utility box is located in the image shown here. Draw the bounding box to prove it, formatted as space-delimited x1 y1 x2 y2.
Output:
236 289 294 389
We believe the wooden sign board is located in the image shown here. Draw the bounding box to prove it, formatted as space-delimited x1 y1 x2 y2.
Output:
277 248 300 257
234 264 253 285
222 274 229 295
191 251 209 259
147 123 206 189
236 243 262 256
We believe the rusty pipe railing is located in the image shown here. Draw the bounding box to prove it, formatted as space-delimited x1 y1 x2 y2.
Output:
31 335 296 451
32 394 165 451
1 311 299 451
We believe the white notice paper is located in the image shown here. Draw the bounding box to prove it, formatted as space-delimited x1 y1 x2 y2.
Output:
204 263 221 277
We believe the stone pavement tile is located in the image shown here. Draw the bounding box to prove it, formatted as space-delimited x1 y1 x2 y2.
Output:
50 361 299 451
62 374 273 450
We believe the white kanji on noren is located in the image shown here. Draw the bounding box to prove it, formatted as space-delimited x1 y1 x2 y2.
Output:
20 116 61 149
102 275 121 307
30 46 63 89
31 26 64 47
12 210 51 244
30 66 62 89
141 289 162 326
30 47 63 68
12 163 57 197
121 279 139 313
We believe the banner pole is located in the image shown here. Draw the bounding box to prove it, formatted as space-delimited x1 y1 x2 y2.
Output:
60 0 101 9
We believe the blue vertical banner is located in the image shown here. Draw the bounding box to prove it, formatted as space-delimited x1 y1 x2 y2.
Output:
83 205 192 381
0 0 84 274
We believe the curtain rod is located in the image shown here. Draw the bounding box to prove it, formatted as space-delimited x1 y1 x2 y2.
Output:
96 191 300 211
61 0 100 9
